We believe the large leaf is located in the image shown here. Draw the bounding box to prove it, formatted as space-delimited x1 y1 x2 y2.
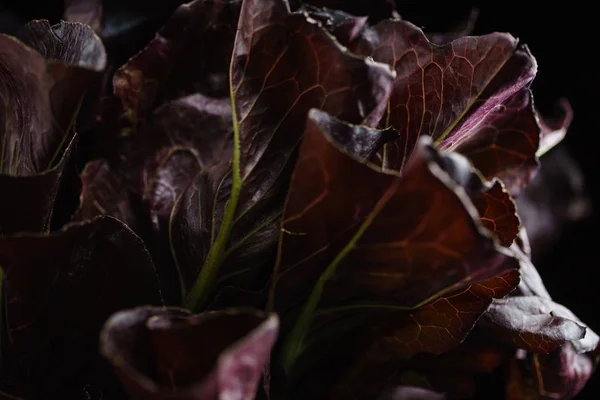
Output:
352 20 541 196
0 21 105 235
181 0 394 310
269 109 517 373
0 216 163 397
100 307 278 399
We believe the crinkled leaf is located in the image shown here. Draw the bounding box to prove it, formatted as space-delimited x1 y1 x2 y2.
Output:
374 271 519 359
471 182 519 247
0 21 104 175
181 0 394 310
19 20 106 164
64 0 103 31
270 110 517 372
479 296 589 354
298 5 368 47
113 0 241 129
100 307 278 399
432 151 520 247
352 20 541 196
0 216 163 397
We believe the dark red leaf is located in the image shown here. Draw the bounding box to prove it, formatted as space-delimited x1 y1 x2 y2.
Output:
374 271 520 358
177 0 394 309
471 182 519 247
100 307 278 399
352 20 541 196
0 216 163 397
113 0 241 129
0 21 104 235
298 5 368 47
270 110 517 374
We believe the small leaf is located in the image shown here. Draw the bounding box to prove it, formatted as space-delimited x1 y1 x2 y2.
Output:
100 307 278 399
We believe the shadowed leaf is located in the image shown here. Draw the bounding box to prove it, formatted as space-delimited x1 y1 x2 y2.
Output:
101 307 278 399
0 216 163 397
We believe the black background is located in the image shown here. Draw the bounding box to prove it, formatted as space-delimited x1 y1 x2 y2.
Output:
1 0 598 398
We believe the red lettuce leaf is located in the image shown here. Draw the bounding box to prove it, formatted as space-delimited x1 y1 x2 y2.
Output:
479 296 589 354
269 109 517 377
0 21 105 235
297 5 368 47
179 0 394 310
0 216 163 397
113 0 241 129
352 20 541 196
100 307 278 399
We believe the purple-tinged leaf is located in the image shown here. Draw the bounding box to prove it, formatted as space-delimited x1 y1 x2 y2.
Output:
298 5 368 47
471 182 519 247
479 296 588 354
182 0 394 310
352 20 541 196
0 21 104 234
100 307 278 399
113 0 241 129
0 216 163 397
64 0 103 31
444 89 540 197
270 110 517 373
374 271 520 359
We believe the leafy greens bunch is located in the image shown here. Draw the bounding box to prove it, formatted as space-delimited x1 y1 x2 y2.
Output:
0 0 597 399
